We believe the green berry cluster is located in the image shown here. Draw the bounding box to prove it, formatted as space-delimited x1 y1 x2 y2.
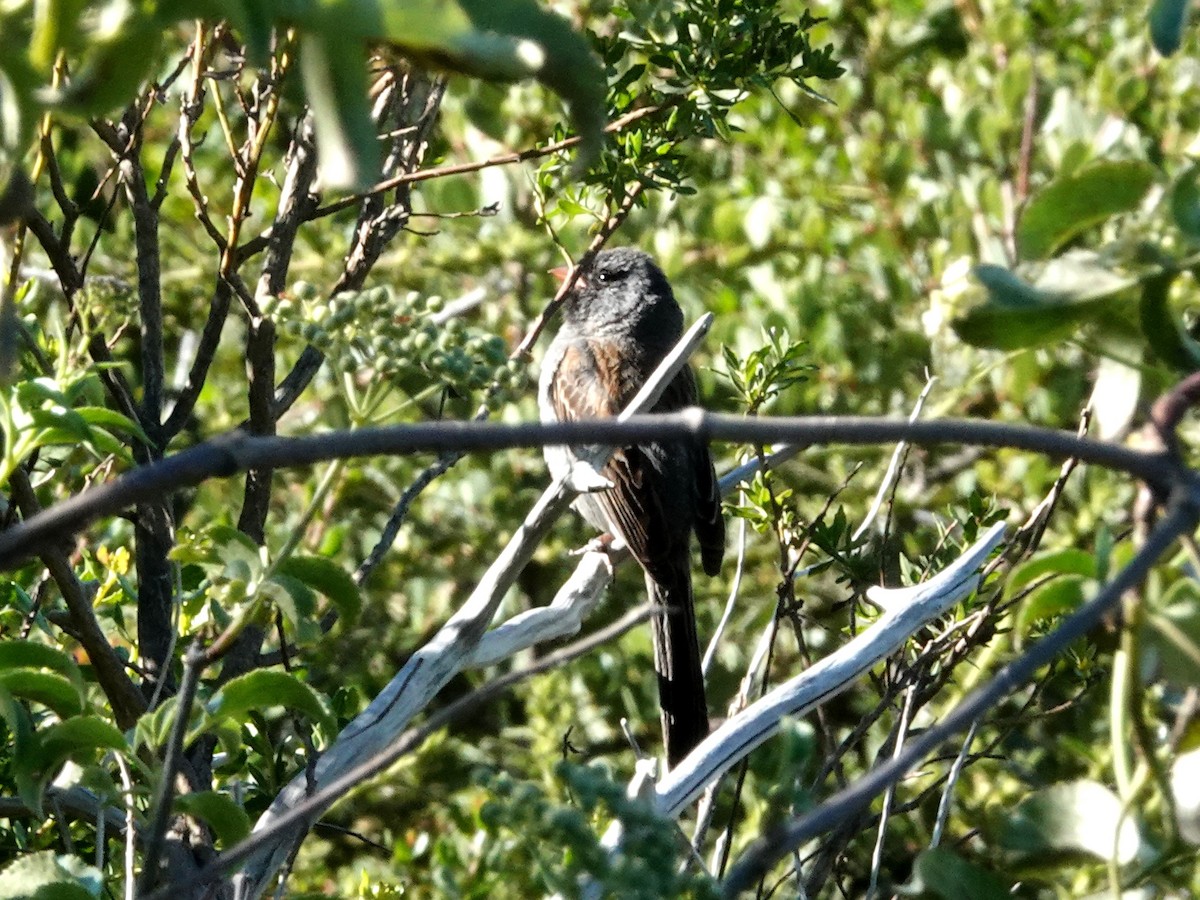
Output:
268 282 529 401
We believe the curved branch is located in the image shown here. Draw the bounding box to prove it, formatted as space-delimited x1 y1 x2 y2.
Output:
0 414 1177 569
653 521 1008 820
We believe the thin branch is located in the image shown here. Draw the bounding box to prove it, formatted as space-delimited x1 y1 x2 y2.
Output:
311 104 666 220
138 643 205 894
8 470 146 729
116 114 166 438
162 280 232 438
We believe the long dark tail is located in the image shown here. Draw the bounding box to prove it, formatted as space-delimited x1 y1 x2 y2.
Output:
647 567 709 768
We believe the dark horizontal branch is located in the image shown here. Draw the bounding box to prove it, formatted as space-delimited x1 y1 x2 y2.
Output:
0 411 1179 570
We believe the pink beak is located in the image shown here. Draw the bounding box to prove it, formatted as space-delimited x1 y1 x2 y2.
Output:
550 265 587 290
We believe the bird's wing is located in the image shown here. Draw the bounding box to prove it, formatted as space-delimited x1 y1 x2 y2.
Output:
650 365 725 577
547 340 678 579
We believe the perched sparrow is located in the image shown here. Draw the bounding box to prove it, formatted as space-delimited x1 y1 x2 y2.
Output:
538 247 725 766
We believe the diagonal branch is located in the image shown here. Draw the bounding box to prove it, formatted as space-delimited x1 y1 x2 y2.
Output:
147 604 656 900
8 470 146 729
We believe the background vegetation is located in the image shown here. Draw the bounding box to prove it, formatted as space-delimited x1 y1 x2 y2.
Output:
1 0 1199 896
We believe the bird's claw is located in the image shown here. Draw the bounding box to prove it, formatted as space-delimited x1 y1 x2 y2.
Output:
570 533 622 557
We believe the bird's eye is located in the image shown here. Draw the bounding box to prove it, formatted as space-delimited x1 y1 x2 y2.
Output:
595 271 610 283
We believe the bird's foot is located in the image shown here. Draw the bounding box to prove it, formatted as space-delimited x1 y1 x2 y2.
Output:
570 532 626 557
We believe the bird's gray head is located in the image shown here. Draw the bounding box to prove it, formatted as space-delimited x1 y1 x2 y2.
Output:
561 248 682 340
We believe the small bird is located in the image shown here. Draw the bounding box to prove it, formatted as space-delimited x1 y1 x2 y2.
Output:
538 247 725 766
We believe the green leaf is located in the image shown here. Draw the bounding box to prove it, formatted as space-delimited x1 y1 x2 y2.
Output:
0 641 84 688
276 555 362 627
206 524 264 581
74 405 150 444
202 670 335 737
174 791 251 847
261 574 317 626
0 670 84 718
42 15 164 117
451 0 605 167
1170 165 1200 240
39 717 127 768
0 682 41 812
133 695 198 754
902 848 1011 900
1005 549 1095 599
954 256 1136 350
287 0 604 189
1138 274 1200 371
298 32 378 191
999 780 1141 864
1150 0 1191 55
1142 579 1200 687
1017 575 1088 631
0 850 102 899
1016 161 1155 260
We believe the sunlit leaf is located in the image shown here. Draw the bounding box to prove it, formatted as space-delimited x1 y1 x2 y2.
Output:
1016 161 1155 260
0 670 84 718
953 256 1137 349
0 641 83 688
1000 780 1141 864
38 716 127 778
0 850 101 899
277 555 362 627
203 670 335 737
174 791 251 846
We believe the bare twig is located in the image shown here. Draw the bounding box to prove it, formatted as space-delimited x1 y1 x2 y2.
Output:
311 104 665 220
138 643 205 894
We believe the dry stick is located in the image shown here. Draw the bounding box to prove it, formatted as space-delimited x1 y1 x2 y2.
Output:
853 373 936 541
929 717 981 848
651 521 1008 820
586 522 1008 897
865 683 917 899
311 104 664 220
0 415 1175 570
143 604 655 900
720 492 1200 896
137 643 205 894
